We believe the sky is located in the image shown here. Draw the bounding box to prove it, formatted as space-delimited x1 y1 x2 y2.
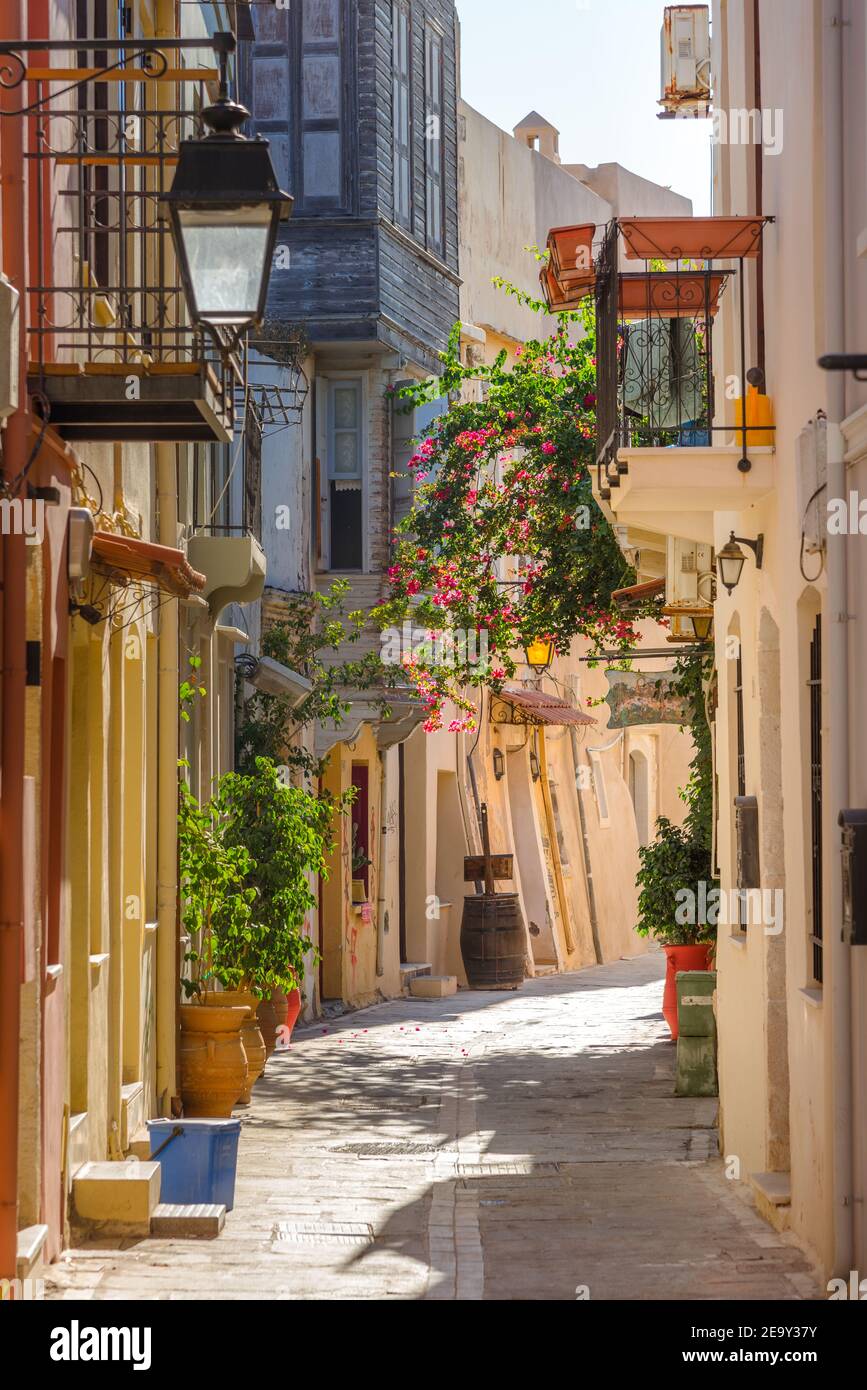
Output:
456 0 712 215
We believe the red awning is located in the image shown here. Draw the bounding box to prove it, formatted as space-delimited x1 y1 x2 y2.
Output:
493 686 596 727
618 270 729 319
91 531 207 598
618 215 769 262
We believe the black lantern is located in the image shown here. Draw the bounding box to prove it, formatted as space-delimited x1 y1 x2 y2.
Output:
716 531 764 595
163 34 292 343
492 747 505 781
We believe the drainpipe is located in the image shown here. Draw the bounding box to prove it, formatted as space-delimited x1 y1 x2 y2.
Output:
152 0 180 1118
156 445 179 1114
0 0 27 1280
822 0 852 1280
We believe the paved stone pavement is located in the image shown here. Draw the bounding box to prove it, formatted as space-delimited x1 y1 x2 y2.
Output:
46 953 820 1301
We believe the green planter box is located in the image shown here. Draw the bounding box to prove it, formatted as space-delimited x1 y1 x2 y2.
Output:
675 970 718 1098
676 968 716 1037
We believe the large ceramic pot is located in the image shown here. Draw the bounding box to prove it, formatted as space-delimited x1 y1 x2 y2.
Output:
282 988 302 1042
179 1003 249 1118
257 993 278 1059
205 991 266 1102
662 943 713 1040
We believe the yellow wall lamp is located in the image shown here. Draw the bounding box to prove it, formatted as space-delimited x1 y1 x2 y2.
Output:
524 638 555 673
716 531 764 595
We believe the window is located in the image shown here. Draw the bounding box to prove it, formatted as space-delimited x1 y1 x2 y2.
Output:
548 780 570 869
589 752 609 824
301 0 344 204
424 25 445 255
245 0 346 212
629 751 650 847
351 763 371 897
392 1 412 229
809 615 823 984
324 378 363 570
734 647 746 797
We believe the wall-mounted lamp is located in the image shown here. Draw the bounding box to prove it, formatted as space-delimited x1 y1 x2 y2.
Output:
716 531 764 595
529 747 541 782
524 638 554 673
492 747 505 781
67 506 94 599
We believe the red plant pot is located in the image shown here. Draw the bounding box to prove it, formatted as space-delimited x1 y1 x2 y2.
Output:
662 943 713 1040
284 988 301 1040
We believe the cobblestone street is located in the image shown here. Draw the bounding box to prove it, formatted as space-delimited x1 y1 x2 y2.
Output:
46 955 820 1301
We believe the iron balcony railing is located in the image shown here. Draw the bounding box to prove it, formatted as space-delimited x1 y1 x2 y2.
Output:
594 218 772 500
17 36 241 439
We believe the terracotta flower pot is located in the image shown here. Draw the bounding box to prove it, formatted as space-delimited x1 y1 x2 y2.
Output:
205 991 266 1102
179 1003 249 1118
256 994 278 1059
283 988 301 1041
271 986 289 1030
662 943 713 1040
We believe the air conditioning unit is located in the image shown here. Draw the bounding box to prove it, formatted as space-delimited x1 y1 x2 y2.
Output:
659 5 711 118
797 414 829 555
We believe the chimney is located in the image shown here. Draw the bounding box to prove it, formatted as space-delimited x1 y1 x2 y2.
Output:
512 110 561 164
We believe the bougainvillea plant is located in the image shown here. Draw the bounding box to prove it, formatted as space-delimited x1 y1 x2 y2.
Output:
374 292 647 731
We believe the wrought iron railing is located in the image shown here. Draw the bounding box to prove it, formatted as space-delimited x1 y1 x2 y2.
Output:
16 41 240 420
594 219 772 500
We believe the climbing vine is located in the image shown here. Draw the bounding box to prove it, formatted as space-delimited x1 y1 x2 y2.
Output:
374 298 645 731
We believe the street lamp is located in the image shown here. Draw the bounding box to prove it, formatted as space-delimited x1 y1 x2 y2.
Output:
524 638 555 673
716 531 764 595
162 34 292 344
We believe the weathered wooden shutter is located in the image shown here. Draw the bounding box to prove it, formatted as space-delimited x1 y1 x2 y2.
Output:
301 0 345 207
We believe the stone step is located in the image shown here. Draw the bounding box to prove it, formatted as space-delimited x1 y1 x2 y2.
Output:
410 974 457 999
750 1170 792 1233
16 1223 48 1282
400 962 432 989
72 1160 161 1238
150 1203 226 1238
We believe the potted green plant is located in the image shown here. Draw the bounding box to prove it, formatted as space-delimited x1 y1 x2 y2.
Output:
217 758 330 1059
350 822 371 904
635 815 715 1039
177 781 258 1116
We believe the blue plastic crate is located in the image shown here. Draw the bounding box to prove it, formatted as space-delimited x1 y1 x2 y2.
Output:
147 1118 241 1211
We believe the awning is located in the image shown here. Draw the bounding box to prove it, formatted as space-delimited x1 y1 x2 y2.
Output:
491 686 596 728
618 270 729 319
618 215 770 262
91 531 206 598
248 656 312 707
612 578 666 606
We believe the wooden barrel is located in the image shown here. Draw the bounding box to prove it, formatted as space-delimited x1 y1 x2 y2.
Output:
460 893 526 990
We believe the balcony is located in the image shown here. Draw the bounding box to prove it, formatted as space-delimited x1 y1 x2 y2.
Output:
23 50 239 443
592 216 775 541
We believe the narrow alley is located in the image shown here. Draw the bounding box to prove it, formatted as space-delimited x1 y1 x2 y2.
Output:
45 957 819 1302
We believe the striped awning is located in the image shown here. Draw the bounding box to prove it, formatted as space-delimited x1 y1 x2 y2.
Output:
91 531 206 598
491 686 596 728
